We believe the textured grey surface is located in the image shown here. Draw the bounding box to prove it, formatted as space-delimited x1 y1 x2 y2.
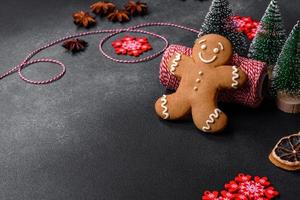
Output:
0 0 299 199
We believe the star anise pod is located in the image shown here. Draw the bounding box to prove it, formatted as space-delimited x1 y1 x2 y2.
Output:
62 39 88 53
90 1 116 16
107 10 130 22
73 11 96 28
124 1 148 16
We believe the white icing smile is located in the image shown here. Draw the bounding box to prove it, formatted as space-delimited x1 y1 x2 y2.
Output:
198 52 217 64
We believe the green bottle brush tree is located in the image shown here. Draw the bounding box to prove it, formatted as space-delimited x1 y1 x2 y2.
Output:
272 21 300 113
199 0 249 56
248 0 286 69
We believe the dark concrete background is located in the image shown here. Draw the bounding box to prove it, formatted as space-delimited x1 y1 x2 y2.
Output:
0 0 299 199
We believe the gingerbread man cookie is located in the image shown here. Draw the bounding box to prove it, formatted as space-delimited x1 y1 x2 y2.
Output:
155 34 247 133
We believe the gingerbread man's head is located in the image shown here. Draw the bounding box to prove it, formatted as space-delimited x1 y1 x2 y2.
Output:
192 34 233 67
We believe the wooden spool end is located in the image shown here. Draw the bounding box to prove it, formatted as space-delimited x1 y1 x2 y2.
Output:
276 93 300 114
267 65 274 81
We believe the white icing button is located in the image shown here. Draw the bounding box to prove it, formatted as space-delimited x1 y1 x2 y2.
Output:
196 78 201 83
198 71 203 75
193 87 198 91
201 44 207 50
213 48 220 54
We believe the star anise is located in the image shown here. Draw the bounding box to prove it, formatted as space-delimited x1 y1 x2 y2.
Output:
62 39 88 53
90 1 116 16
107 10 130 22
124 1 148 16
73 11 96 28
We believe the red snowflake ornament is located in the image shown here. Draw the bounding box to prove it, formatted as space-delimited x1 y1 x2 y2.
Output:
111 35 152 57
220 190 235 199
202 173 279 200
232 16 259 40
239 180 265 199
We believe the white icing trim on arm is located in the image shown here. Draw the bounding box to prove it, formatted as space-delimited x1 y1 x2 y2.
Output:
231 66 240 89
202 108 222 132
170 53 181 75
161 95 170 119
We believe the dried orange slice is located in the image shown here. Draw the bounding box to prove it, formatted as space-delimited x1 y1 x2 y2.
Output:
269 132 300 171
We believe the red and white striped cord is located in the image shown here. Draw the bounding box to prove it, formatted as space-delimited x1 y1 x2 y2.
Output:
0 22 200 85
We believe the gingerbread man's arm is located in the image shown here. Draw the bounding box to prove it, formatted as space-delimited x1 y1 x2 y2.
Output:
215 65 247 89
167 53 193 79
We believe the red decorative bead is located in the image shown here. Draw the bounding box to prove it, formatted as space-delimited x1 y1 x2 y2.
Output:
245 23 253 29
243 16 253 22
221 190 234 199
234 194 248 200
251 28 257 33
264 187 279 199
136 37 148 43
122 36 135 41
235 173 252 182
253 21 259 27
112 40 123 47
254 197 268 200
202 191 219 200
254 176 271 187
248 32 256 40
132 50 141 57
225 181 239 193
115 48 124 54
142 44 152 51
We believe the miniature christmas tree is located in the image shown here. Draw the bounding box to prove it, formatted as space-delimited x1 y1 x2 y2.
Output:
248 0 286 66
273 22 300 95
272 21 300 113
199 0 249 56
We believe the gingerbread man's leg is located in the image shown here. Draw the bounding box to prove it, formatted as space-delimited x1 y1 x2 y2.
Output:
191 103 228 133
155 93 190 120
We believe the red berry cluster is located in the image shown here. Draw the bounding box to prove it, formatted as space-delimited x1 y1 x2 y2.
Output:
111 35 152 57
232 16 259 40
202 173 279 200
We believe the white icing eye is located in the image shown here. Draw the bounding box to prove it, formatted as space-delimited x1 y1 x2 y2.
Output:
213 48 220 54
201 44 207 50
